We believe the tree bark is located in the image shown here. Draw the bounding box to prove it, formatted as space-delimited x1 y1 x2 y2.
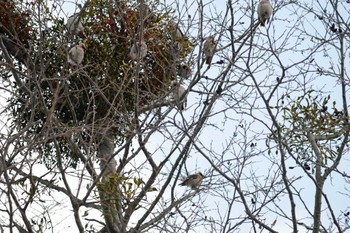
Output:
96 130 122 233
307 131 324 233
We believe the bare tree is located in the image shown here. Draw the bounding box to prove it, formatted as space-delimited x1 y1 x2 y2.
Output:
0 0 349 233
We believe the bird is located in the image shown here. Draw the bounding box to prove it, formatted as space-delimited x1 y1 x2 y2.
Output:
177 64 192 79
170 41 182 60
179 172 205 189
169 21 184 41
171 80 187 111
257 0 273 27
67 43 86 66
66 13 86 37
203 36 216 65
129 40 147 60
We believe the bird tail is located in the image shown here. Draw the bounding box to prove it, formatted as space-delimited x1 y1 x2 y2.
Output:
206 56 212 65
180 104 185 112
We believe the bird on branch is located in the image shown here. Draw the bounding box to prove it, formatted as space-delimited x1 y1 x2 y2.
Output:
179 172 205 189
66 13 86 38
257 0 273 27
67 43 86 66
171 80 187 112
129 40 147 61
203 36 216 66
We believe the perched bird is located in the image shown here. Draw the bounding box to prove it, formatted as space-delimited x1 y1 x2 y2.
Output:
67 43 86 66
129 40 147 60
203 36 216 65
171 80 187 111
66 13 86 37
257 0 273 27
177 64 192 79
170 41 182 60
169 21 184 41
179 172 205 189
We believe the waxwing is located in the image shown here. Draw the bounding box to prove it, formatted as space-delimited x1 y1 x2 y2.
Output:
67 13 86 37
257 0 273 27
129 40 147 60
203 36 216 65
171 80 187 111
67 43 85 66
177 64 192 79
170 41 182 60
179 172 204 189
169 21 184 41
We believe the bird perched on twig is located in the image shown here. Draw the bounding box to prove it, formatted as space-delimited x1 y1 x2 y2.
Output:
179 172 204 189
67 43 86 66
177 64 192 79
171 80 187 112
169 21 184 41
129 40 147 61
203 36 216 66
170 41 182 60
66 13 86 38
257 0 273 27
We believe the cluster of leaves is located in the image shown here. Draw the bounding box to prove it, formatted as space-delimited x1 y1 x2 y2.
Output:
7 0 194 168
0 0 31 44
282 91 345 134
281 91 346 163
82 0 193 106
97 171 157 211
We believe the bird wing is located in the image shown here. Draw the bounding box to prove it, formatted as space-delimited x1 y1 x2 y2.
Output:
203 39 211 55
68 48 75 58
180 174 198 185
203 39 215 65
68 47 78 65
206 55 213 65
67 15 79 32
178 86 186 99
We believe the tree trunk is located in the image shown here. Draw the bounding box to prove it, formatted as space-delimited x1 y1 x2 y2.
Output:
308 131 325 233
96 130 122 233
